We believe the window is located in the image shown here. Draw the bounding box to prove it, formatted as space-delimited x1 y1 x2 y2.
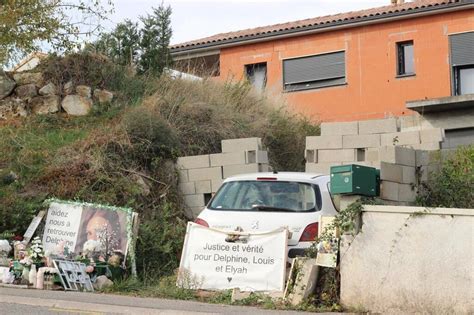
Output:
245 62 267 91
397 41 415 76
441 128 474 149
209 181 320 212
450 32 474 95
283 51 345 92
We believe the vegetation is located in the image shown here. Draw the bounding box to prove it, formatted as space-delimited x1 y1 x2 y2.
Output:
416 145 474 208
0 0 113 65
88 3 173 75
0 53 320 281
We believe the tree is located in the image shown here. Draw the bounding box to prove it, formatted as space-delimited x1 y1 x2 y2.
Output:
139 3 173 76
0 0 113 66
90 20 140 67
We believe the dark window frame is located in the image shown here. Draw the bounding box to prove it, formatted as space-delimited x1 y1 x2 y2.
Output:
244 62 267 89
282 50 346 93
453 64 474 96
396 40 415 77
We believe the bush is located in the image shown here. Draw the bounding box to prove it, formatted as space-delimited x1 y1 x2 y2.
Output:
417 145 474 208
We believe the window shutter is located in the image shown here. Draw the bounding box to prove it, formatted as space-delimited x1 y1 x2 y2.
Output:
450 32 474 66
283 51 345 85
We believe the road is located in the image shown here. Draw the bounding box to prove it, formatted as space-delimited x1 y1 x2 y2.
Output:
0 287 332 314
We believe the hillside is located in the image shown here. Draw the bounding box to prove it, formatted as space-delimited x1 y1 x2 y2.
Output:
0 53 320 278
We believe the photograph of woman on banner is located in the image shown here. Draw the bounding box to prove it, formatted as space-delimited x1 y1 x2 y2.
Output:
74 207 129 257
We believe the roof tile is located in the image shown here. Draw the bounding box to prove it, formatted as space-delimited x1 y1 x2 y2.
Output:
171 0 467 50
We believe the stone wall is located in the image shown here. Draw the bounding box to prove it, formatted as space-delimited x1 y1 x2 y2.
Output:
0 70 113 120
177 137 271 218
340 205 473 313
305 117 446 204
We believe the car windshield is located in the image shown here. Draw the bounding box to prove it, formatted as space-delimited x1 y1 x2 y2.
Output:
209 180 318 212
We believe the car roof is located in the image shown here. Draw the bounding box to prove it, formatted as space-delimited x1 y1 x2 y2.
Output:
224 172 327 182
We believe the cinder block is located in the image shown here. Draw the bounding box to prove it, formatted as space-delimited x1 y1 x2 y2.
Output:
416 150 441 166
380 131 420 146
190 206 204 218
412 142 441 151
401 166 416 184
305 162 341 175
358 118 398 134
305 150 317 163
259 164 272 172
210 152 246 167
177 154 210 169
365 148 379 162
184 194 205 207
400 114 424 131
178 169 189 183
379 146 416 167
195 180 212 194
223 163 260 178
380 181 399 201
246 150 268 164
398 183 416 202
179 182 195 195
221 138 262 153
343 134 380 148
306 135 343 149
188 167 222 181
318 149 356 163
380 162 403 183
211 179 223 192
340 195 360 211
420 164 441 182
321 121 358 136
419 128 444 143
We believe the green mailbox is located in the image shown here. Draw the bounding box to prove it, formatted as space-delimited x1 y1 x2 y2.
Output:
330 164 380 196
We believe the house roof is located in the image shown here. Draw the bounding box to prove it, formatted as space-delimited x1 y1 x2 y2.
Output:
171 0 473 54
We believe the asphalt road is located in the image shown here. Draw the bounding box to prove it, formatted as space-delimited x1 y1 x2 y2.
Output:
0 287 333 315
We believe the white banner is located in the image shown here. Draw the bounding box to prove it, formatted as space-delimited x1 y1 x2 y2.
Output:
178 222 288 292
42 200 134 257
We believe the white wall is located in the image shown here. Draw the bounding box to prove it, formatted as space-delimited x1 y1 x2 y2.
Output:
340 205 473 314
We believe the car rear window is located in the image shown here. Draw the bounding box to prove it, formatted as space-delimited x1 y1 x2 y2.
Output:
209 180 320 212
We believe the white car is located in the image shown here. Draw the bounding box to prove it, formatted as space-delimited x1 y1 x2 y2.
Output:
195 172 338 259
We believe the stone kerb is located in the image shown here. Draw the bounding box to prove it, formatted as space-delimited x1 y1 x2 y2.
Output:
177 137 271 218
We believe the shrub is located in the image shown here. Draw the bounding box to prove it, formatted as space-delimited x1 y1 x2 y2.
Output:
417 145 474 208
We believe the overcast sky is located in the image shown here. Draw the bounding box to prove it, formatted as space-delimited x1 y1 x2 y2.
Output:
109 0 390 45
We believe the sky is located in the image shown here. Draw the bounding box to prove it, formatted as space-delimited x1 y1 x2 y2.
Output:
108 0 390 45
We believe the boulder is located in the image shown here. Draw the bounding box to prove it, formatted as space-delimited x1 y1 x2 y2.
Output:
12 72 43 87
39 82 57 96
15 84 37 99
93 275 113 290
0 97 27 120
0 70 16 99
93 89 114 104
63 81 74 95
30 95 60 114
76 85 91 98
61 95 92 116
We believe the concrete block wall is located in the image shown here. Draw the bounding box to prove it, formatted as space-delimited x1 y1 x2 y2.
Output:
177 137 270 218
307 117 445 204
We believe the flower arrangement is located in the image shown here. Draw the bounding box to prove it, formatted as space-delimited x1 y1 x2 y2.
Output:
28 236 45 264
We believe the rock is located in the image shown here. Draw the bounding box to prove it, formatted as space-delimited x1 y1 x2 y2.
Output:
0 97 27 120
93 89 114 104
12 72 43 87
61 95 92 116
29 95 60 114
0 70 16 99
15 84 37 99
93 275 113 290
39 82 57 96
63 81 74 95
76 85 91 98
